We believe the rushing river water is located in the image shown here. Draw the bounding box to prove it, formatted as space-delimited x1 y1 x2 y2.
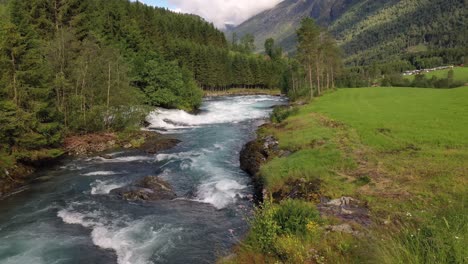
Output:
0 95 286 264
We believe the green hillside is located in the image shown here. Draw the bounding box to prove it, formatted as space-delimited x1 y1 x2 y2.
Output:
228 0 467 69
405 67 468 83
226 0 356 53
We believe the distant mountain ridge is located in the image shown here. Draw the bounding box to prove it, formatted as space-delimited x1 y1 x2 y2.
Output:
227 0 467 66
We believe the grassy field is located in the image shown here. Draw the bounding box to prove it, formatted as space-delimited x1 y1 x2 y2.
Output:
225 87 468 263
405 67 468 83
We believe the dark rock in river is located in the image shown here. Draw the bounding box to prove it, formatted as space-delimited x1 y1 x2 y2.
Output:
140 137 181 154
163 119 190 127
100 154 113 160
141 120 151 128
240 141 265 176
111 176 176 201
239 135 282 203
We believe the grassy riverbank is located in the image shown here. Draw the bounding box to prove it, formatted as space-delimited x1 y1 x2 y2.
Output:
225 87 468 263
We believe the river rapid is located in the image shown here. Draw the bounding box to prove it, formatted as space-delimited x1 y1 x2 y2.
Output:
0 95 286 264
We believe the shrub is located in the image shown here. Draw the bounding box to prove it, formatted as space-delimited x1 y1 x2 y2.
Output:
273 199 321 237
247 201 280 254
275 234 310 263
271 106 298 123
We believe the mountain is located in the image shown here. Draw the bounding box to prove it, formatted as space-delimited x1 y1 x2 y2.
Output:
226 0 357 52
228 0 467 67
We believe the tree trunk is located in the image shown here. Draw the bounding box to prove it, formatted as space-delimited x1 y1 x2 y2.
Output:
54 0 59 32
291 73 296 95
316 60 321 96
308 63 314 99
107 62 111 130
331 66 335 89
10 51 17 105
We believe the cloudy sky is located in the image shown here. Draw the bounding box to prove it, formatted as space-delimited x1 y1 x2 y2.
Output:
137 0 283 28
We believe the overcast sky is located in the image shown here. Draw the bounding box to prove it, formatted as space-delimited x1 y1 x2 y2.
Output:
137 0 283 28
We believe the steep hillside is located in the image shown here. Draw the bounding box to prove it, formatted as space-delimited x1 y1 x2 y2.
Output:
226 0 358 53
229 0 467 67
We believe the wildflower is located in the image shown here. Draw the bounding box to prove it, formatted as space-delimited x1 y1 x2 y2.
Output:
307 221 319 233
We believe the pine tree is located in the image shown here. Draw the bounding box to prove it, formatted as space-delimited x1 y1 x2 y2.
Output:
297 18 321 98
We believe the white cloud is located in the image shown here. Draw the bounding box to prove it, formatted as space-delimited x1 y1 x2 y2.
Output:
167 0 283 28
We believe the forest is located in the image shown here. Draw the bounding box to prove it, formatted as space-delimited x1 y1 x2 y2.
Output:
0 0 288 173
330 0 467 79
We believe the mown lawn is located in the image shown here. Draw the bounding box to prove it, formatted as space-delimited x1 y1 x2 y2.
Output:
225 87 468 264
405 67 468 83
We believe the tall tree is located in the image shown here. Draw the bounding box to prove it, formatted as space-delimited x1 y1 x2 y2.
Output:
297 18 321 98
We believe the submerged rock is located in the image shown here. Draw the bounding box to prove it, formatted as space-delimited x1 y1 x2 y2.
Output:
111 176 176 201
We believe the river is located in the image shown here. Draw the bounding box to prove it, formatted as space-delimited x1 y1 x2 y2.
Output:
0 95 286 264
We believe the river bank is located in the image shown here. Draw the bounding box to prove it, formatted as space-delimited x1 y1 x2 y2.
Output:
227 87 467 263
204 88 282 97
0 130 179 199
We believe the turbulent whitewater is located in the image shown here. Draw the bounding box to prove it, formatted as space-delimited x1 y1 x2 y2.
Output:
0 95 286 264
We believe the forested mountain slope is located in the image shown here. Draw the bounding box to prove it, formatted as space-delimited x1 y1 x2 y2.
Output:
0 0 286 184
228 0 467 68
226 0 357 53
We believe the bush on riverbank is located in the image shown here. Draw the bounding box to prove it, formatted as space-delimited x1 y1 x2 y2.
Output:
240 200 323 263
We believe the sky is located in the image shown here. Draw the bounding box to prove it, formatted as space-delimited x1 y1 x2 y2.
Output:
137 0 283 29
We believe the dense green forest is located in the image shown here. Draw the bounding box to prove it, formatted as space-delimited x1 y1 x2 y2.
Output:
331 0 467 67
0 0 287 177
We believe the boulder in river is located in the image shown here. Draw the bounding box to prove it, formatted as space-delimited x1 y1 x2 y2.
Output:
140 137 181 154
239 135 283 203
111 176 176 201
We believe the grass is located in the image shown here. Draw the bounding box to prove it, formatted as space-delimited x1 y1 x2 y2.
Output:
405 67 468 83
225 86 468 263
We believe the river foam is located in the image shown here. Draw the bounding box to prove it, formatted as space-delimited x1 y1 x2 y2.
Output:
146 95 285 130
58 203 181 264
196 179 247 209
82 171 121 176
90 180 126 195
86 156 155 163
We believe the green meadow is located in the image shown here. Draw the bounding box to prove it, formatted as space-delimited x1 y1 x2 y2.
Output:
227 87 468 263
405 67 468 83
